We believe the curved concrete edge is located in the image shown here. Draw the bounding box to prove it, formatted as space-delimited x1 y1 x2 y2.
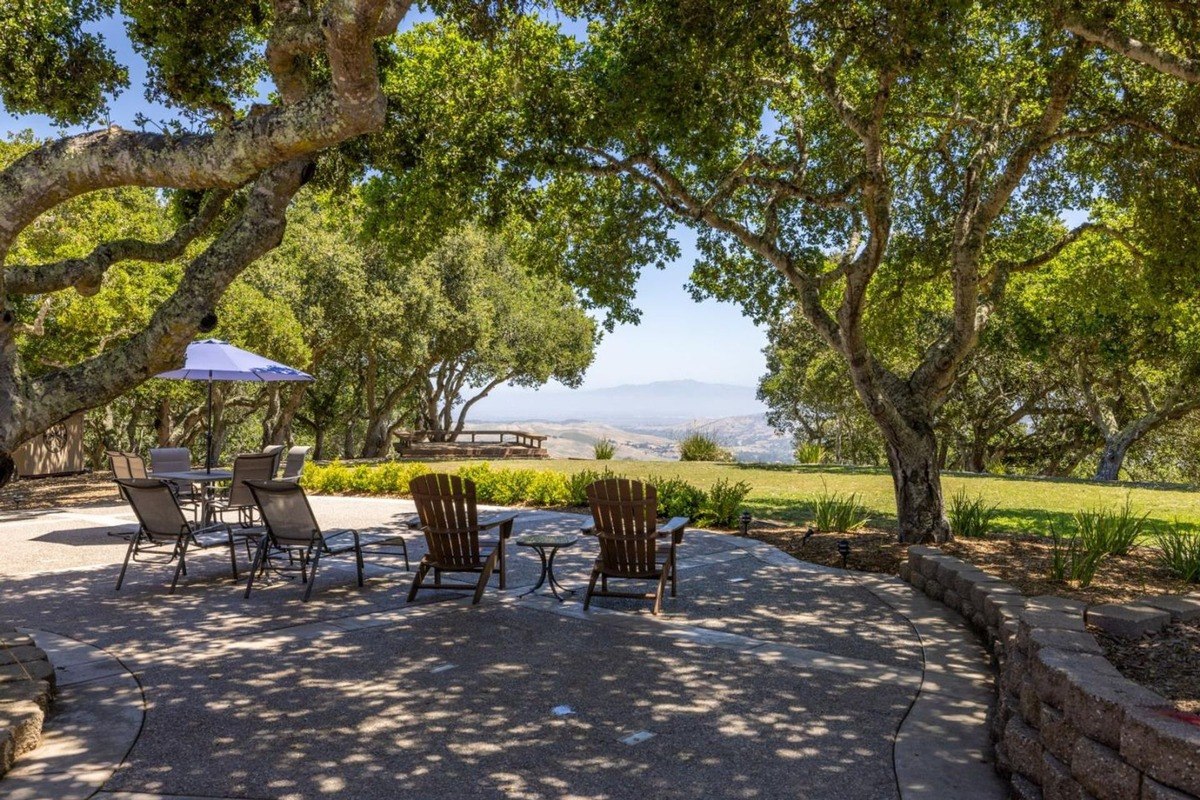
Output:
859 574 1007 800
1 630 144 800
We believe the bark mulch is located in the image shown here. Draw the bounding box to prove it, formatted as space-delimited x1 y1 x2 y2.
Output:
0 472 115 512
1093 621 1200 715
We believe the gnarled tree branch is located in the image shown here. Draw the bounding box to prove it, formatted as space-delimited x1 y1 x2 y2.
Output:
4 189 231 297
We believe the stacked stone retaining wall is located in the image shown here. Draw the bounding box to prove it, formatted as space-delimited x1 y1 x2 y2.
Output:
899 547 1200 800
0 627 54 777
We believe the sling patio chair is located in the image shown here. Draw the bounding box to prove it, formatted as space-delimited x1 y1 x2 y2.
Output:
209 452 278 528
262 444 285 477
244 480 365 602
115 478 243 593
149 447 202 519
406 473 518 605
279 446 311 483
582 478 689 615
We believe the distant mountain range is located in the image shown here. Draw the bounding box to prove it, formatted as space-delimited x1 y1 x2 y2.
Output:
473 379 768 424
471 380 793 463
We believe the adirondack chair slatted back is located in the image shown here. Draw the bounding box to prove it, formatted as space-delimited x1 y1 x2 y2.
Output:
411 473 482 569
118 479 190 538
227 453 279 508
587 478 660 576
150 447 191 474
246 481 321 546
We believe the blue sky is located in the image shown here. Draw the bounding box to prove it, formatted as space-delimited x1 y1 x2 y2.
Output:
0 11 768 391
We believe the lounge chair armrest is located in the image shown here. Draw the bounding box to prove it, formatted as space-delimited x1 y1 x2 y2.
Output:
657 517 689 544
480 511 520 537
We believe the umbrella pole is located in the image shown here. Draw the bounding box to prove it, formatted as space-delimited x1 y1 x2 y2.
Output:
206 378 214 473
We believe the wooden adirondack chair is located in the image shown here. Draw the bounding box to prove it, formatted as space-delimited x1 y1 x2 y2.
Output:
583 478 689 615
406 473 517 605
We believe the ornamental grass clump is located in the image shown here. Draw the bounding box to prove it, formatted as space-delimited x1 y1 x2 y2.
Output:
593 437 617 460
810 487 869 532
1047 523 1105 588
1155 524 1200 583
677 431 732 462
947 489 999 539
1075 497 1146 557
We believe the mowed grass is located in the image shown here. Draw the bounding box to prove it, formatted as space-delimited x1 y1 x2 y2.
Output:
430 459 1200 535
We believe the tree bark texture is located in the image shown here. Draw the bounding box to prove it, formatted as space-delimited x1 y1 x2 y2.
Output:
0 0 409 486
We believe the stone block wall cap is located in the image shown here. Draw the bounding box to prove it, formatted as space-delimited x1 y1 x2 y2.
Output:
1020 607 1086 633
1086 604 1171 639
1024 626 1105 656
1120 705 1200 796
1139 594 1200 623
1028 595 1087 614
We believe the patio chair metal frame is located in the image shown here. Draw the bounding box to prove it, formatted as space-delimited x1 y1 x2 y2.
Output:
115 478 243 593
209 452 278 528
279 445 311 483
244 480 365 602
406 473 517 605
582 478 688 615
148 446 202 521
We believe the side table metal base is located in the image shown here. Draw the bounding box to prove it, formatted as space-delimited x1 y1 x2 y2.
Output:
519 543 574 601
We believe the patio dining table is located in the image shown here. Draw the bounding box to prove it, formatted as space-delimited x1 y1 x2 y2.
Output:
152 469 233 525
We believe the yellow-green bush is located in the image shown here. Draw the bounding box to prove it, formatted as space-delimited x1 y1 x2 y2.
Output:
300 460 740 523
302 461 431 495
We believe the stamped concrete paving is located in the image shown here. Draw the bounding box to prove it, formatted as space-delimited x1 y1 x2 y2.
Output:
0 495 1004 800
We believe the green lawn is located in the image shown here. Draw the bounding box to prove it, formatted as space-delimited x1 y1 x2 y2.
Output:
432 459 1200 535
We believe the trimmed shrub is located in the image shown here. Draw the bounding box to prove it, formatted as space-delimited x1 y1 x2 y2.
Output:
566 468 614 505
948 489 998 539
677 431 732 462
702 479 752 527
593 438 617 460
525 471 571 506
650 474 707 519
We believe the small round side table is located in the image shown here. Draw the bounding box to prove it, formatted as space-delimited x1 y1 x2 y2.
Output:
515 532 578 601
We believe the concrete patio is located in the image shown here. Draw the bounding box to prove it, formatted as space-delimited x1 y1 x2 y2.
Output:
0 495 1004 800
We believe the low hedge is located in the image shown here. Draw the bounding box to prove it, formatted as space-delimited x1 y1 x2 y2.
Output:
300 461 751 526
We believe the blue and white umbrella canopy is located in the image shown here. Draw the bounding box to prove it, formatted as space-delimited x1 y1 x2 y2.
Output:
156 339 313 383
155 339 313 471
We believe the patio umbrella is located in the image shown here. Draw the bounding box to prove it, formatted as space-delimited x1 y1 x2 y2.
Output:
155 339 313 472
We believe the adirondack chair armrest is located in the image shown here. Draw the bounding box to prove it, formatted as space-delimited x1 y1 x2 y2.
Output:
657 517 689 544
480 511 519 537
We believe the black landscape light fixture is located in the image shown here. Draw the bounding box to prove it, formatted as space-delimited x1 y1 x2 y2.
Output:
836 539 850 569
739 510 752 535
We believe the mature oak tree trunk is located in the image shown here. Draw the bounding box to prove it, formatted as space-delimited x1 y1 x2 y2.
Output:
0 0 410 487
575 40 1091 542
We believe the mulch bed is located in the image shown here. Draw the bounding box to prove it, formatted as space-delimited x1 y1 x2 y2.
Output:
0 472 115 512
1092 621 1200 714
